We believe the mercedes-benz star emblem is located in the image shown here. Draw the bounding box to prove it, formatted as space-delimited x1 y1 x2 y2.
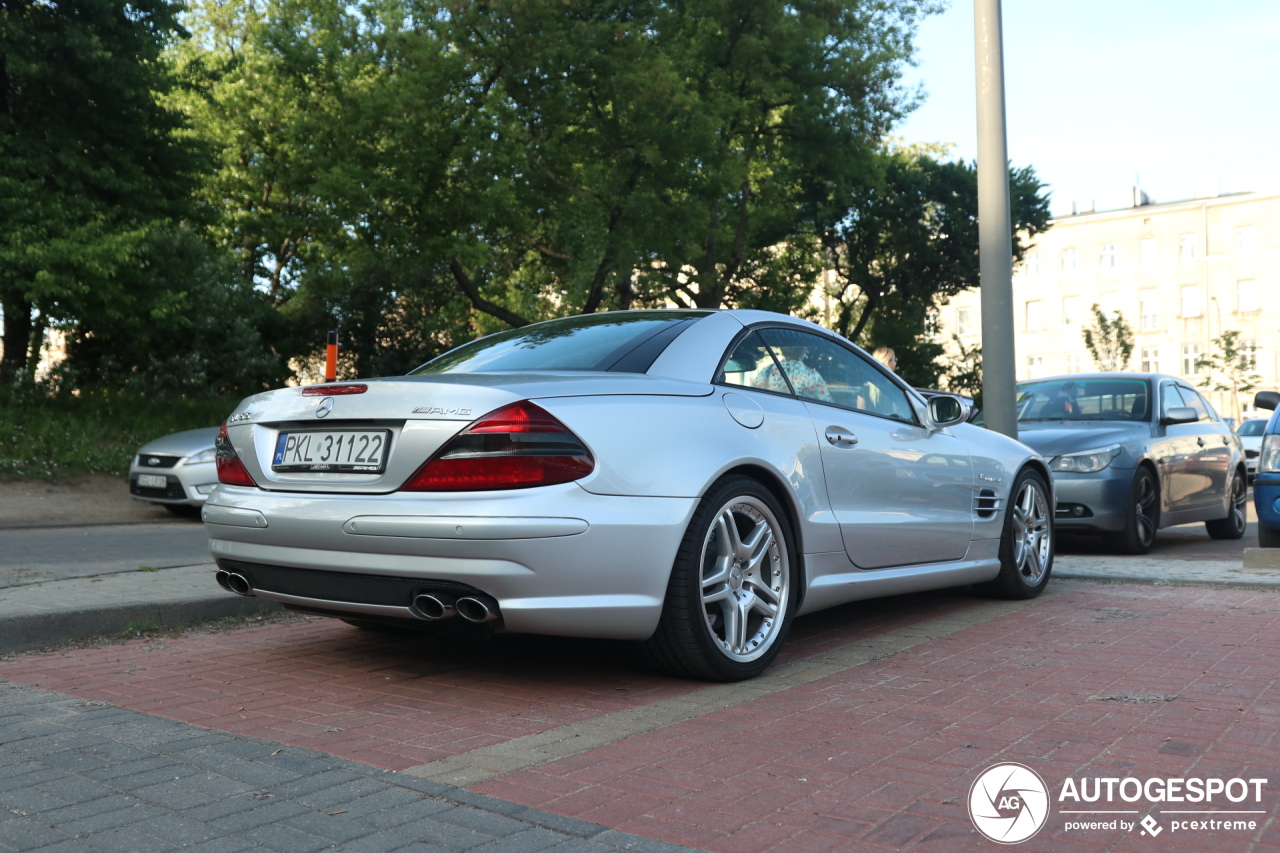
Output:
316 397 334 418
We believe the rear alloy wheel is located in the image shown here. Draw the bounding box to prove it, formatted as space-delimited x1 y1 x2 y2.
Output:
1205 471 1248 540
977 468 1053 599
1105 468 1159 555
643 476 795 681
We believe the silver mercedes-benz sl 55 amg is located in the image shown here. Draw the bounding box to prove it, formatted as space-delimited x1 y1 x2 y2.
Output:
204 309 1053 681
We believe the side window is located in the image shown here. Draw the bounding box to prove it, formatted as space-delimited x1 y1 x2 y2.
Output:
756 327 915 423
1162 384 1187 417
717 332 792 397
1178 386 1213 421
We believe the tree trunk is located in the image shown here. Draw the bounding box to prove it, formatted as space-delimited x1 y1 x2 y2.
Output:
1 297 33 375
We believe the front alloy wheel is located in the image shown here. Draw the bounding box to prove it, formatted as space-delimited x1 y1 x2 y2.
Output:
978 468 1054 599
644 476 796 681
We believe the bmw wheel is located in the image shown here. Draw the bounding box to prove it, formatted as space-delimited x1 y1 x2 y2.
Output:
977 468 1053 600
1105 467 1159 555
1205 470 1248 540
643 475 796 681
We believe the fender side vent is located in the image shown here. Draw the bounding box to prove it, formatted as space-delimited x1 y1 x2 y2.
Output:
974 488 1001 519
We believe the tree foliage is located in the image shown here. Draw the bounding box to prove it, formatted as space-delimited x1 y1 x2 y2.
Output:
0 0 201 376
1196 330 1261 419
1081 304 1135 371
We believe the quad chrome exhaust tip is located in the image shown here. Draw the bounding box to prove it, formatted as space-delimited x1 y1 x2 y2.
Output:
215 570 253 596
412 593 456 621
455 595 499 624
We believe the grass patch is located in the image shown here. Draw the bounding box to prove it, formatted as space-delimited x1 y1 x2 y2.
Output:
0 383 239 481
120 619 161 637
138 566 159 572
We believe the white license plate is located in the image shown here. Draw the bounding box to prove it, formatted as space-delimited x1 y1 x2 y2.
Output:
272 430 390 473
137 474 168 489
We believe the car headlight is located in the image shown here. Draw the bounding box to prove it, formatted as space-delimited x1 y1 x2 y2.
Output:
1050 445 1121 474
184 447 217 466
1261 435 1280 474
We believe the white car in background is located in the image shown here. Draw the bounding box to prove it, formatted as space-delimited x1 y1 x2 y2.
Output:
129 427 221 513
1240 417 1268 481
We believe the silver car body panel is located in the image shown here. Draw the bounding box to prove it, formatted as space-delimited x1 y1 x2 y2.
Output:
206 310 1044 640
130 426 220 506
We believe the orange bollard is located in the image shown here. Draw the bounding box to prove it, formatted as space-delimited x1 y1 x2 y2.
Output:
324 330 338 382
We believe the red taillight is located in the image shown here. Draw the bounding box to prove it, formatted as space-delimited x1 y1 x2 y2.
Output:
301 384 368 396
401 401 594 492
215 421 258 487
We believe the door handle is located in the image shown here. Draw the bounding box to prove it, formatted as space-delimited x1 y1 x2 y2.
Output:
824 426 858 447
1196 437 1206 447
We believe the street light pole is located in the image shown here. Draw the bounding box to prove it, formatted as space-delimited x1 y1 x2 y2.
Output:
974 0 1018 440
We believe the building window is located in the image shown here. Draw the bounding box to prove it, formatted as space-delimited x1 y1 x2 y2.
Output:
1025 252 1040 276
1237 225 1256 254
1140 237 1158 267
1242 341 1260 371
1100 292 1120 320
1238 279 1258 313
1181 284 1202 317
1025 300 1044 331
1140 347 1160 373
1181 343 1201 375
957 307 972 336
1140 290 1160 330
1100 243 1117 268
1064 353 1083 374
1062 248 1078 272
1026 355 1044 378
1062 296 1080 326
1179 233 1197 261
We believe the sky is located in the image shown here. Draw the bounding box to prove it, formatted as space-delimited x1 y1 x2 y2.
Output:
894 0 1280 216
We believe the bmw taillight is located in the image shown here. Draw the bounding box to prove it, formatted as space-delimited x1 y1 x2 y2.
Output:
215 421 258 487
400 401 594 491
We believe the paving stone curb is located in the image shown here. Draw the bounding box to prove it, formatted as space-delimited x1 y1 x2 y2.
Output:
0 681 699 853
0 565 280 655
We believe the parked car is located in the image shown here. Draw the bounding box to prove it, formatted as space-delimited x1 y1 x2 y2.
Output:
204 309 1054 681
1239 416 1269 481
1253 391 1280 548
1011 373 1247 555
129 428 221 512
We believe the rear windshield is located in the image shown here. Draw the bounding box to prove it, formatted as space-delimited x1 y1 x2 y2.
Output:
1239 419 1268 436
410 311 708 375
1016 378 1151 422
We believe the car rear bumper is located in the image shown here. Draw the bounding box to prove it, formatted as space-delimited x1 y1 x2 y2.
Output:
202 482 698 640
1050 468 1133 533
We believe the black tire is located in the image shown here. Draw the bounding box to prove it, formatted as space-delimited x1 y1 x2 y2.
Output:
642 475 797 682
1205 470 1248 540
1104 467 1159 555
976 468 1053 600
1261 525 1280 548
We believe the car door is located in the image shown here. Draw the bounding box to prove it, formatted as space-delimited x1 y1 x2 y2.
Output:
1156 382 1203 518
753 327 974 569
1176 384 1232 513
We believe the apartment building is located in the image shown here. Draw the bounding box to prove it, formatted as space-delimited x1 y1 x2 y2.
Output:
939 191 1280 421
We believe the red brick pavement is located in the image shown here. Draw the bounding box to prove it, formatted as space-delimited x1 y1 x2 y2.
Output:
0 588 978 772
4 582 1279 851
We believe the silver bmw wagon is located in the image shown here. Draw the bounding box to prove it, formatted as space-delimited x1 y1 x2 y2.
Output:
205 309 1052 681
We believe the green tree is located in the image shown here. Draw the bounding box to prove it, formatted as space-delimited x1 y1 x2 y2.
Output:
1081 304 1135 371
940 334 983 402
0 0 200 376
1196 330 1261 420
815 147 1049 387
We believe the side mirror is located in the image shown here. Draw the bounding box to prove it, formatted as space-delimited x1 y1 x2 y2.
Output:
1256 391 1280 412
1162 406 1199 425
928 394 970 428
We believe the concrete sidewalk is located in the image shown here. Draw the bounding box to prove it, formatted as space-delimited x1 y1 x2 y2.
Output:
0 564 280 654
2 548 1279 656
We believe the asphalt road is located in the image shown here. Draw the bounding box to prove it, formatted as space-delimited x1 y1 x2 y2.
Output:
0 520 211 589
